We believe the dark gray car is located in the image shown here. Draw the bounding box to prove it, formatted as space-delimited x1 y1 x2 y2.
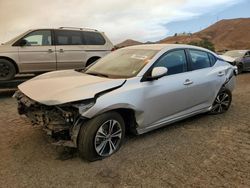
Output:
222 50 250 73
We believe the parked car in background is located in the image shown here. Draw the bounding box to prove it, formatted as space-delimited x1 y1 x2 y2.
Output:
14 44 237 161
0 27 114 80
220 50 250 73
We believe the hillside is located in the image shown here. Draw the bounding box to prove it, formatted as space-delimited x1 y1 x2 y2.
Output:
160 18 250 51
115 39 142 48
116 18 250 51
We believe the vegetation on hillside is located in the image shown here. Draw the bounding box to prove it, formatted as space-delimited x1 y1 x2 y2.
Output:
188 38 215 51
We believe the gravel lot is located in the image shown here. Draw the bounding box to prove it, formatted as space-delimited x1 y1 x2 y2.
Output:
0 74 249 188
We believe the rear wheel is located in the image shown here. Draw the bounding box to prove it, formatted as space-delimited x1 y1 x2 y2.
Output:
0 59 16 81
78 112 125 161
210 88 232 114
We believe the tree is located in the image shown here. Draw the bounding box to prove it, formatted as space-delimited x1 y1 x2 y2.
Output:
188 38 215 51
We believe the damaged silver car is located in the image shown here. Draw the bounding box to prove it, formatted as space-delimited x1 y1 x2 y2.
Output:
14 44 237 161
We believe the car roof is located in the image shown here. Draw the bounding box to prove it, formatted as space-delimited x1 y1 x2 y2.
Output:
125 44 214 52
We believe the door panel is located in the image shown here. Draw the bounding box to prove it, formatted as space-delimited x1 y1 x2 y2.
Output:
54 30 87 70
183 67 224 110
18 30 56 72
243 52 250 69
141 49 192 126
141 73 194 126
55 45 87 70
186 49 225 109
244 57 250 69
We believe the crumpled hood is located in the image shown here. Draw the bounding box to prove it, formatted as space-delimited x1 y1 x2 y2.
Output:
18 70 125 105
219 55 237 63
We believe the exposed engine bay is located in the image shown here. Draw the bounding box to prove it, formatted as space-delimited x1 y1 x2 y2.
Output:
14 90 85 147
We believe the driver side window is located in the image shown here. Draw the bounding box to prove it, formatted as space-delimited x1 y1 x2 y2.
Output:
22 30 52 46
154 50 188 75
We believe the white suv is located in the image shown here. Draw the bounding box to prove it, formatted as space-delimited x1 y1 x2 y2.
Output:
0 27 114 80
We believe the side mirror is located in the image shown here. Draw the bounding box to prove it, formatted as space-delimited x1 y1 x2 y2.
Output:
19 39 28 47
146 67 168 81
151 67 168 79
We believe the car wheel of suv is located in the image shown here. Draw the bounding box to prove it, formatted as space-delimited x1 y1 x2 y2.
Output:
210 88 232 115
78 112 125 161
0 59 16 81
237 63 243 74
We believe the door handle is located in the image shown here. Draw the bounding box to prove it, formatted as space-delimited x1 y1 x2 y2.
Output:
217 71 225 77
59 49 64 53
183 79 193 85
48 49 53 53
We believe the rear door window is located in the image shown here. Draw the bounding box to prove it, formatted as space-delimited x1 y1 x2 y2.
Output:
208 53 217 66
55 30 83 45
189 50 211 70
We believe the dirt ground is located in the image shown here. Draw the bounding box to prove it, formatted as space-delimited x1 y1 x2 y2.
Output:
0 74 249 188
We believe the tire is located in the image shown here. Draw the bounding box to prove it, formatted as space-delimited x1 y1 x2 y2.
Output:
237 63 243 74
209 88 232 115
78 112 125 161
0 59 16 81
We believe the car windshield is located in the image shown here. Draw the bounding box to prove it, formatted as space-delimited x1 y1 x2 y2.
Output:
85 48 159 78
224 50 245 58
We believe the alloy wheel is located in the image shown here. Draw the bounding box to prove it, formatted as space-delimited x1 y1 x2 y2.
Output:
211 91 230 113
94 119 122 157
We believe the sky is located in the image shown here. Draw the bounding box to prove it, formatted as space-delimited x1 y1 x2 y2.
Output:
0 0 249 44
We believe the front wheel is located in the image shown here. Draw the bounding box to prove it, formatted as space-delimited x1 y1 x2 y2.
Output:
209 88 232 115
237 63 243 74
0 59 16 81
78 112 125 161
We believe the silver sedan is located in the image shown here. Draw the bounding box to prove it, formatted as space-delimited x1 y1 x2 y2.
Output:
15 44 237 161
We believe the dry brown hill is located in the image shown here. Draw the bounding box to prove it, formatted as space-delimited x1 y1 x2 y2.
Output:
115 39 142 48
160 18 250 51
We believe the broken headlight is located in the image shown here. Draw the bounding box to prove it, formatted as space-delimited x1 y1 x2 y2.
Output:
72 100 95 114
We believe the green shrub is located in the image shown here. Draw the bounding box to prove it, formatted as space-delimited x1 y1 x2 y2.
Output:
188 38 215 51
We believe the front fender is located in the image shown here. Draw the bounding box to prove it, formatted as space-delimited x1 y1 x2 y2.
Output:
83 103 137 118
82 102 144 126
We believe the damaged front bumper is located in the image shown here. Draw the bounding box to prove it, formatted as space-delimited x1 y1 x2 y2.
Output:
13 90 87 148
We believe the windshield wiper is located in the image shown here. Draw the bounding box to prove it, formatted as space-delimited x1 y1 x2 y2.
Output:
86 72 109 78
75 69 109 78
